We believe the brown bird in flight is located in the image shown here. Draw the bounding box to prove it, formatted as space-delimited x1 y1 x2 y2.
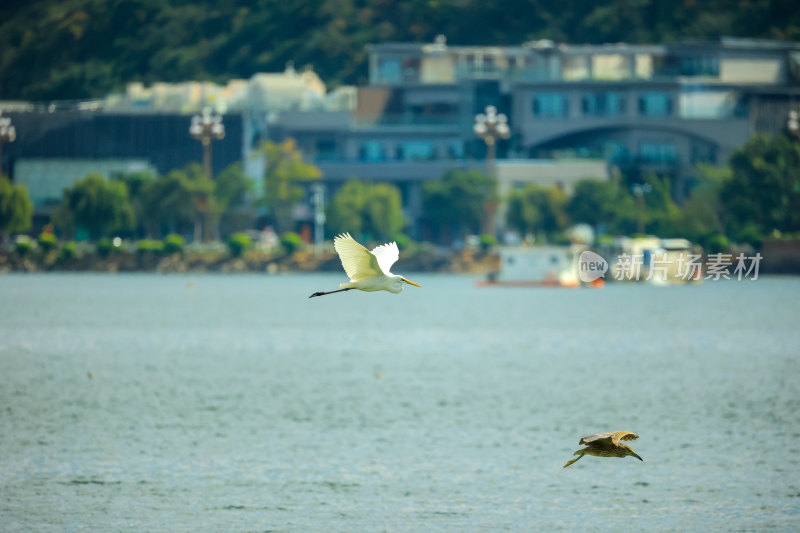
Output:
563 431 643 468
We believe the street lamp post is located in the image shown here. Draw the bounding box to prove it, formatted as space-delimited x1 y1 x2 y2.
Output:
189 107 225 242
632 183 652 235
787 109 800 139
473 105 510 236
310 183 326 257
0 112 17 176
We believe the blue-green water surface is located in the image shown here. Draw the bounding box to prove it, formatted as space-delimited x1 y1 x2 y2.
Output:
1 273 799 531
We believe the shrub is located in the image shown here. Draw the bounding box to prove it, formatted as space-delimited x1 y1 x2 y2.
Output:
37 232 58 252
137 239 165 254
59 241 77 261
280 231 303 254
163 234 185 254
15 236 34 255
733 224 763 250
96 237 117 257
392 233 412 251
227 232 252 257
706 233 730 254
478 234 497 251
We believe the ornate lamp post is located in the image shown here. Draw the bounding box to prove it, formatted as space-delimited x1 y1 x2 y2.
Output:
0 112 17 176
189 107 225 241
632 183 652 235
473 105 510 236
787 109 800 139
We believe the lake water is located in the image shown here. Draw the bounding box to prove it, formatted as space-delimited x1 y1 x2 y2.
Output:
0 273 799 531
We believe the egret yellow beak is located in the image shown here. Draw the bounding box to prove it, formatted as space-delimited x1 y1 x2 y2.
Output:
402 278 421 287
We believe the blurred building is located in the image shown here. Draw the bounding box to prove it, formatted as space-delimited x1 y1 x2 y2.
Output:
357 35 800 200
2 36 799 237
103 63 339 113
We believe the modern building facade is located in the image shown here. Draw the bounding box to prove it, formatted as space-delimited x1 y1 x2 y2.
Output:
2 36 798 237
358 36 800 199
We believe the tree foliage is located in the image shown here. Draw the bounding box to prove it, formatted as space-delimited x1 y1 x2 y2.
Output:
138 164 213 238
568 179 632 231
55 173 134 239
506 184 569 238
0 175 33 236
422 169 495 240
262 139 321 234
326 179 404 242
2 0 799 100
721 133 800 238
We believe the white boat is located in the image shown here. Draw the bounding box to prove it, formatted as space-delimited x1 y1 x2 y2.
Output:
478 245 585 288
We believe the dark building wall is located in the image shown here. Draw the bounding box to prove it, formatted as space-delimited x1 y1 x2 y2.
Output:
3 111 243 178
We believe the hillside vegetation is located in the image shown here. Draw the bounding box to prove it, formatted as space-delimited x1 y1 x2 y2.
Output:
1 0 799 100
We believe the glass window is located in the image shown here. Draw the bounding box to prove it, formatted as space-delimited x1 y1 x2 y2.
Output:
315 140 337 161
563 56 589 80
592 54 631 80
639 142 677 163
400 141 435 161
679 90 736 119
532 93 569 118
447 141 464 160
378 60 401 84
359 141 387 162
638 92 672 117
679 55 719 77
582 92 626 116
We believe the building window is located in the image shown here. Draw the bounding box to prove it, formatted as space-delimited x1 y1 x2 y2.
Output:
582 92 626 116
638 92 672 117
400 141 436 161
378 59 401 83
359 141 387 162
315 140 337 161
447 140 464 160
690 141 717 164
639 142 677 163
532 93 569 118
679 55 719 77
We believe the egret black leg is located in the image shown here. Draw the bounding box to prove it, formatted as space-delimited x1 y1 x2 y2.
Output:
309 288 353 298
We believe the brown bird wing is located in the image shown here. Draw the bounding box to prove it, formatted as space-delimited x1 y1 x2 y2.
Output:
578 432 615 445
612 431 639 442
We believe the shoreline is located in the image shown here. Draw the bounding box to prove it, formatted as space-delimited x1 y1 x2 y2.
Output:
0 248 499 275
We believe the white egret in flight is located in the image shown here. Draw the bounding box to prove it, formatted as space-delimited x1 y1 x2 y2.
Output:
309 233 421 298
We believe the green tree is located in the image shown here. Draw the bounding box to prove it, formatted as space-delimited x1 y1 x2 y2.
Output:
675 164 730 248
506 184 569 239
640 174 682 236
422 169 495 242
214 161 252 235
568 179 632 231
119 170 157 238
721 132 800 238
326 180 367 237
139 164 214 239
262 139 321 234
0 175 33 238
55 173 135 239
364 183 404 241
215 161 251 211
326 179 404 242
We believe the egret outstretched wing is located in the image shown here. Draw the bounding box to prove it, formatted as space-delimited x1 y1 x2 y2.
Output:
371 241 399 275
334 233 382 281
